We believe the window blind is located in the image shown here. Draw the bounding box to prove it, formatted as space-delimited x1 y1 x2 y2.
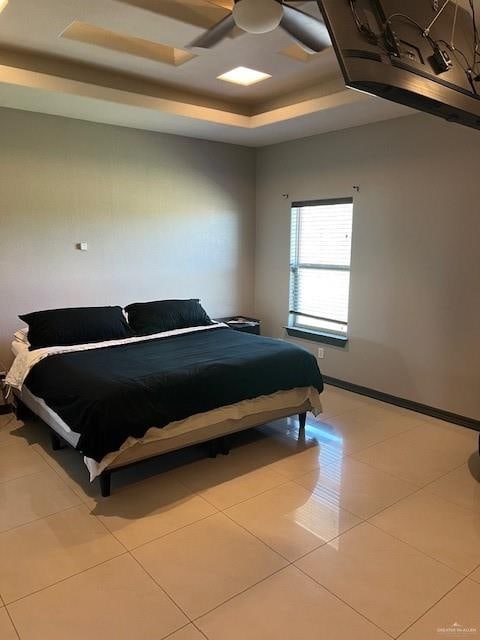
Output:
289 199 353 336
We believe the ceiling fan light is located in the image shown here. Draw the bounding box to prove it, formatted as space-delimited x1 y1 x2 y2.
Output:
233 0 283 35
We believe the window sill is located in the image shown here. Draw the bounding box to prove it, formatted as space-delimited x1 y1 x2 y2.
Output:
284 326 348 348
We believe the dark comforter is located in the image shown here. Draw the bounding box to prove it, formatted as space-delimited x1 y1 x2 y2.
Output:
25 326 323 462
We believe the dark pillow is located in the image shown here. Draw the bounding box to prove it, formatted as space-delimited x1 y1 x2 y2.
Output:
20 306 134 350
125 299 213 335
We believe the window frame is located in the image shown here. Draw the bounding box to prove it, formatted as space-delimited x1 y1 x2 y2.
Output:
286 197 353 348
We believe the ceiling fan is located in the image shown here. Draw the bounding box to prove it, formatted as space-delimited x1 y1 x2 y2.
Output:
188 0 331 53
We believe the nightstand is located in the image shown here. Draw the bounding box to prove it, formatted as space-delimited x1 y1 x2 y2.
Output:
216 316 261 335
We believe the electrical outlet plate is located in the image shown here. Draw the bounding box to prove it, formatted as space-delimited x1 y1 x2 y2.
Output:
317 348 325 359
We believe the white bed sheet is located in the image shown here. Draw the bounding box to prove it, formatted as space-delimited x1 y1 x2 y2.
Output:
11 338 27 358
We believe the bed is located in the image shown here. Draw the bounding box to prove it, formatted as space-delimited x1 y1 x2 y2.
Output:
7 321 323 496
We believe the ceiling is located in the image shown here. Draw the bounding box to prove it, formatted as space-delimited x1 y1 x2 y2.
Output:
0 0 413 146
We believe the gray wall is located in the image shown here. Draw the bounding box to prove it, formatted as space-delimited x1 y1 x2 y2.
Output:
255 114 480 419
0 107 256 366
2 106 479 420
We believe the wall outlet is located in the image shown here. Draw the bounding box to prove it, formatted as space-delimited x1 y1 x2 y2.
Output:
317 347 325 359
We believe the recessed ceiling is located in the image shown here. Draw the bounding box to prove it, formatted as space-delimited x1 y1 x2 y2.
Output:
0 0 414 145
0 0 338 104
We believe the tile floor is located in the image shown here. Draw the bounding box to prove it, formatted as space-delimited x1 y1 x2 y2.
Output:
0 385 479 640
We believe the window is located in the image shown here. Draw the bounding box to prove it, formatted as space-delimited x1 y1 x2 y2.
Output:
288 198 353 343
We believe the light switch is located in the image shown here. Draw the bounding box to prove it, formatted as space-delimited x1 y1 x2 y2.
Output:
77 242 88 251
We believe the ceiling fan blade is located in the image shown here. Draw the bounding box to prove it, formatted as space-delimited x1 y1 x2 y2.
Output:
188 13 236 48
280 4 331 53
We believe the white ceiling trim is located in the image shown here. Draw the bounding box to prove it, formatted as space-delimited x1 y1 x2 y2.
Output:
0 63 250 127
0 61 413 146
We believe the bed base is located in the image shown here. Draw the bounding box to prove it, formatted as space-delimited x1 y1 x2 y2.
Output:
98 435 228 498
12 396 34 421
99 471 112 498
208 435 231 458
50 431 68 451
96 412 307 497
14 393 308 498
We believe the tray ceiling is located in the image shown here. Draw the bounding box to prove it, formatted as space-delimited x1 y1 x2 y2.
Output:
0 0 413 145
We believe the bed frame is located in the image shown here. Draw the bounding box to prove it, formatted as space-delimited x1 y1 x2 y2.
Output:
13 396 307 497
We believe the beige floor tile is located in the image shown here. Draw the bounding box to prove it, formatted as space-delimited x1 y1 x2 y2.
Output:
31 443 101 503
265 446 339 480
169 447 288 510
0 505 124 602
8 554 187 640
93 472 217 549
0 416 51 449
399 579 480 640
196 565 390 640
167 625 206 640
0 442 49 483
313 407 420 457
0 413 13 426
296 522 462 637
0 416 18 446
32 440 171 504
402 418 479 443
296 457 419 518
415 415 478 438
0 608 18 640
320 386 374 419
133 512 287 618
253 415 345 469
328 404 422 431
353 423 476 485
469 566 480 584
256 431 343 479
424 457 480 511
371 491 480 574
0 469 81 532
225 481 361 561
